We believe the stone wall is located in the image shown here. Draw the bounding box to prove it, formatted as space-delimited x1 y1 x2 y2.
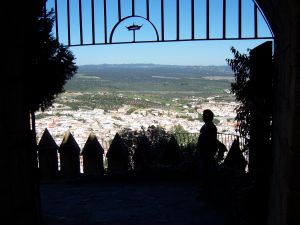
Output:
256 1 300 225
1 1 43 224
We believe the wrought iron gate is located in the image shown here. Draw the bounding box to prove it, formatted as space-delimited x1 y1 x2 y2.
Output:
45 0 273 46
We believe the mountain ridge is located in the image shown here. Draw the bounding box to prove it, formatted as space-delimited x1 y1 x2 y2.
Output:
77 64 233 78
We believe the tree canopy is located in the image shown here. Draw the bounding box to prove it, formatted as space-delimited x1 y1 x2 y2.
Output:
27 9 78 112
226 47 252 140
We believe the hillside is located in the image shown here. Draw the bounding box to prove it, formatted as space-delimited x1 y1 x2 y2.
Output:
36 64 238 147
65 64 234 95
77 64 233 78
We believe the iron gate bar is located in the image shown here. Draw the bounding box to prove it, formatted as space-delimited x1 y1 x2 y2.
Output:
49 0 273 47
223 0 226 39
67 0 70 45
238 0 242 39
146 0 150 20
104 0 107 44
79 0 83 45
91 0 95 44
161 0 164 41
177 0 180 41
132 0 135 16
206 0 209 39
118 0 121 21
191 0 195 40
254 3 258 38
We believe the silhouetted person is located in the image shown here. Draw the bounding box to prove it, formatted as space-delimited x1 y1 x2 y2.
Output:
196 109 218 183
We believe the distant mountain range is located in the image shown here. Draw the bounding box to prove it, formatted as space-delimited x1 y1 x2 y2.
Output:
77 64 233 79
66 64 234 94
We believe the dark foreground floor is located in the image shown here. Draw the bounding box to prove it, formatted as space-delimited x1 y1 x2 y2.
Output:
40 180 228 225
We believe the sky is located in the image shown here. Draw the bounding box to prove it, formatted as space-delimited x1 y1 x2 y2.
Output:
46 0 273 66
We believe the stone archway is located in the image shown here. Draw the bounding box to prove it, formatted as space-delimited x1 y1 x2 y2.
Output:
253 1 300 225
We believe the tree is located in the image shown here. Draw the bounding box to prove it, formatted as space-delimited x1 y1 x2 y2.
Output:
227 42 273 225
226 47 253 144
27 9 78 112
170 124 187 134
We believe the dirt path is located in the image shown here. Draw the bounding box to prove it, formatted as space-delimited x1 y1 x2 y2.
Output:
40 180 228 225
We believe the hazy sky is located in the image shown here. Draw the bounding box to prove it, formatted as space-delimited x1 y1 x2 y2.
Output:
70 39 271 66
46 0 273 66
